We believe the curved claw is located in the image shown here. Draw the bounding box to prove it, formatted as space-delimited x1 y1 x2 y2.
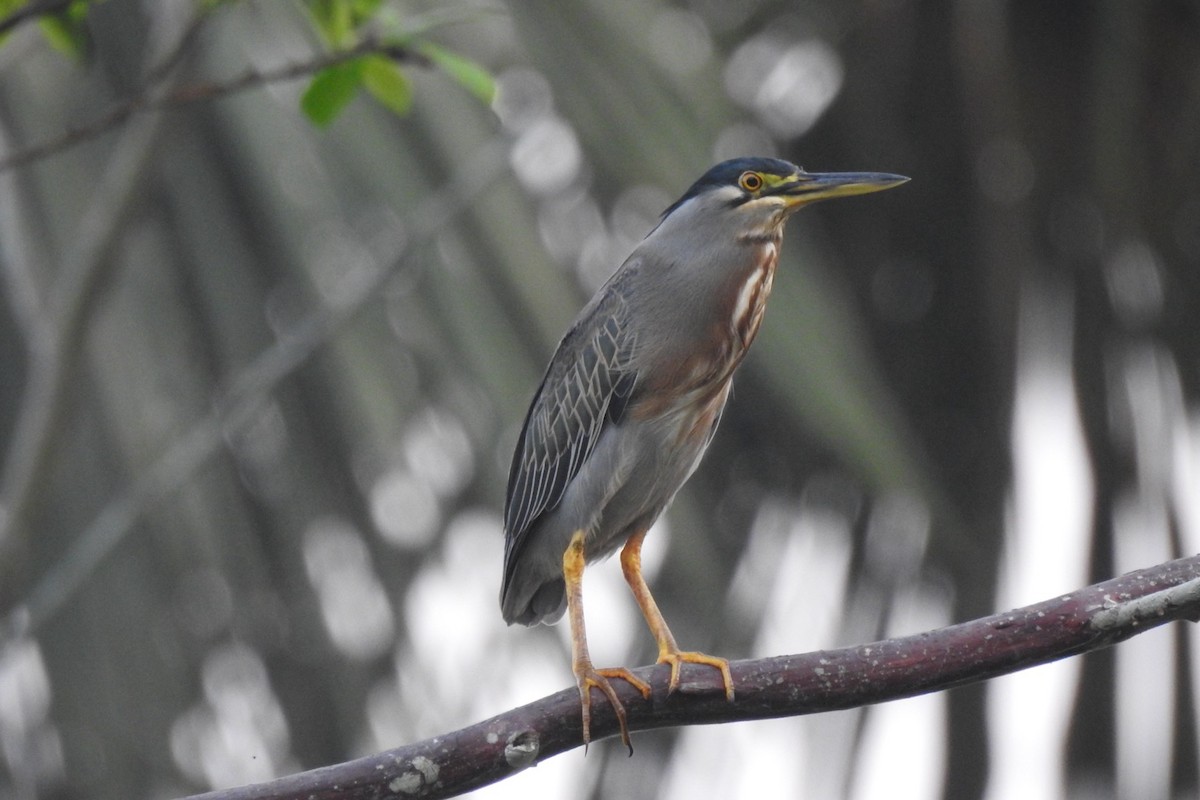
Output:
660 650 735 701
577 666 652 754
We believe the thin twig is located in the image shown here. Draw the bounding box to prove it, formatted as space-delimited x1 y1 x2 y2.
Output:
0 0 72 37
142 6 212 86
154 41 428 106
0 39 427 173
178 554 1200 800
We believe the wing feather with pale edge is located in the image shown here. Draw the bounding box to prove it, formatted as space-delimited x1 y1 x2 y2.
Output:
502 286 637 592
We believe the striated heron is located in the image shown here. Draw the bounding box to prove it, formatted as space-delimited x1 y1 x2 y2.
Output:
500 157 908 750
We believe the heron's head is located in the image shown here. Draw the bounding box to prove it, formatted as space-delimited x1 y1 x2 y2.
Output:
660 157 909 239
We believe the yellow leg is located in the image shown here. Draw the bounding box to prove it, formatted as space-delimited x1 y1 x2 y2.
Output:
564 530 651 753
619 529 735 701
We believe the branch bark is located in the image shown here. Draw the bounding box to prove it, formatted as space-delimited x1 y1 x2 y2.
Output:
180 554 1200 800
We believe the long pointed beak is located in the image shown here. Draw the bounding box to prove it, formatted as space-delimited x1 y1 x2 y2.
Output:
774 171 909 207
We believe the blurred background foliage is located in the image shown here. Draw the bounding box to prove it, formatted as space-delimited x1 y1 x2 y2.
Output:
0 1 1198 798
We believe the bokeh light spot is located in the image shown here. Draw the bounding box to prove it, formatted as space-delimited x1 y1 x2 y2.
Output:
303 519 396 660
371 469 441 550
510 117 583 196
726 36 843 138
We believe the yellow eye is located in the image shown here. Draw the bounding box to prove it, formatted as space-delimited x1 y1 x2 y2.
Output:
738 171 764 192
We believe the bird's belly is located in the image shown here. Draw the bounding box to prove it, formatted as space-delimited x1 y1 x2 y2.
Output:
580 382 730 560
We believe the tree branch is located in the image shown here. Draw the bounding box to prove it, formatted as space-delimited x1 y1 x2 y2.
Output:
180 553 1200 800
0 38 428 173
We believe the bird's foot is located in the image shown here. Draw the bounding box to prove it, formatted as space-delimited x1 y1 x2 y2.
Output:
659 650 735 701
575 665 652 754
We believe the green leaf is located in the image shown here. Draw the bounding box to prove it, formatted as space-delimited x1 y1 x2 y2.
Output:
308 0 353 47
360 54 411 117
307 0 383 44
349 0 383 21
39 17 84 59
301 59 365 126
31 0 93 60
0 0 23 49
414 40 494 104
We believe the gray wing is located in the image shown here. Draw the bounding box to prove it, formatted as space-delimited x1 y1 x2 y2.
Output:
502 284 637 589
